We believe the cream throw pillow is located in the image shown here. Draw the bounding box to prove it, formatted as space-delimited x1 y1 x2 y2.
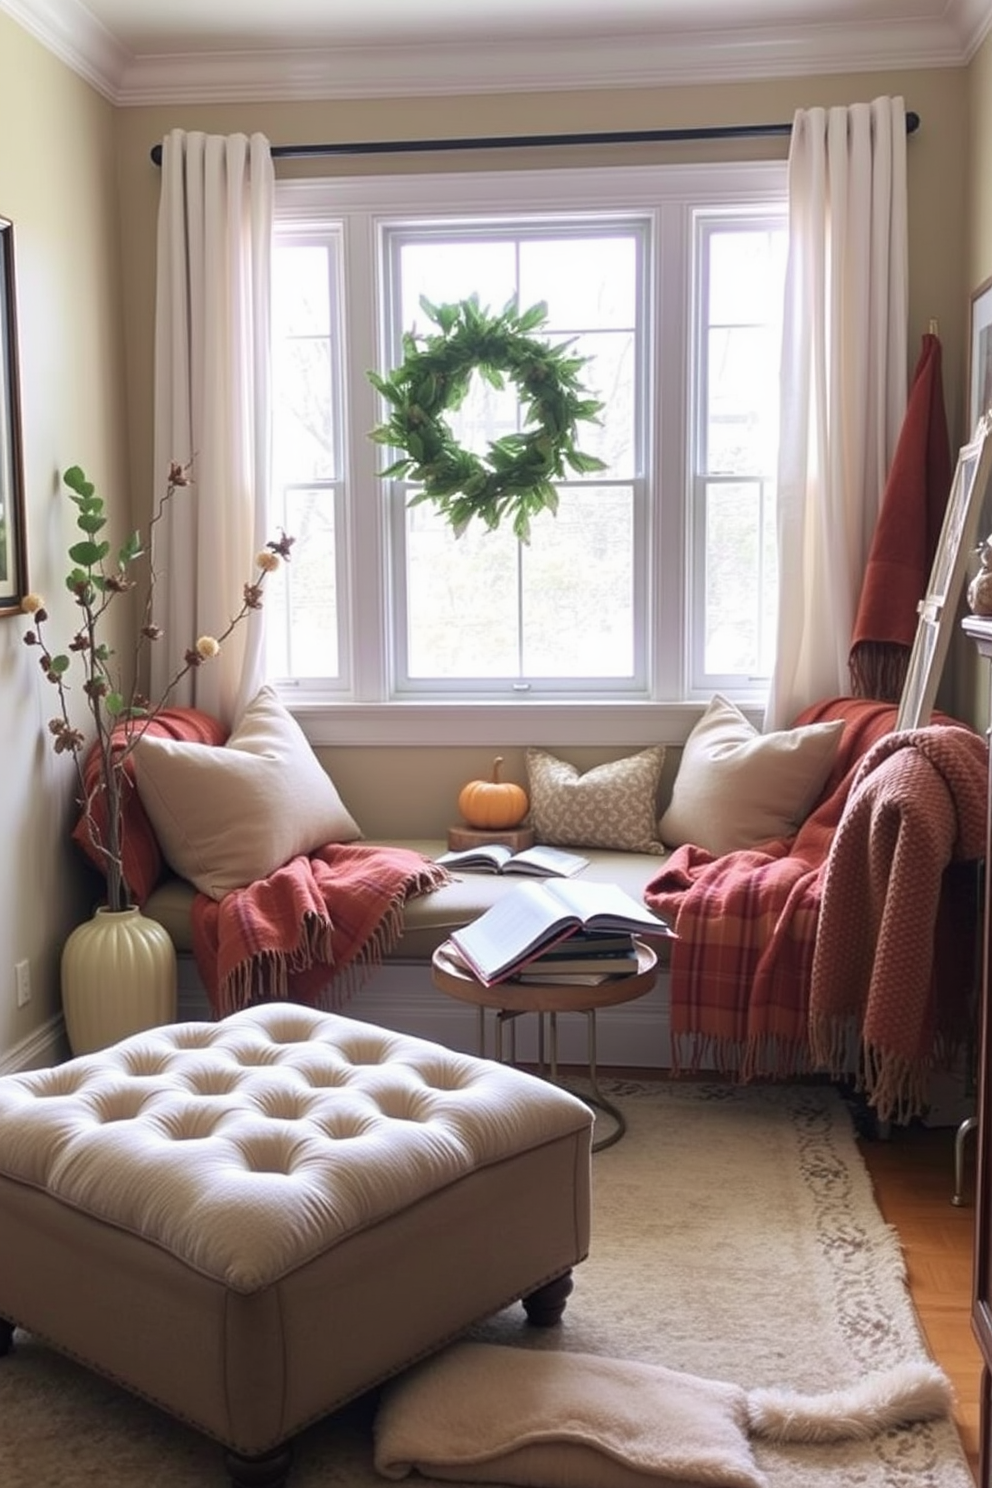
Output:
659 694 844 857
526 746 666 854
132 685 361 900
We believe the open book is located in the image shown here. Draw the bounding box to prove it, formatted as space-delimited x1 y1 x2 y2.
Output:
449 878 673 986
436 843 588 878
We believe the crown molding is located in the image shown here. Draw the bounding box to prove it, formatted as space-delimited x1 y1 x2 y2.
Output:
0 0 987 107
111 20 963 106
0 0 126 101
957 0 992 56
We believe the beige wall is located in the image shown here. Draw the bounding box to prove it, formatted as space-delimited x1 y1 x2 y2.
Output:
0 11 130 1063
317 744 682 841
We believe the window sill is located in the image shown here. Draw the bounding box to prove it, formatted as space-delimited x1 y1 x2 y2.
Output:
287 698 765 748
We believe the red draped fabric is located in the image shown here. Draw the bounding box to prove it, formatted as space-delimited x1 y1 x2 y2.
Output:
848 332 951 701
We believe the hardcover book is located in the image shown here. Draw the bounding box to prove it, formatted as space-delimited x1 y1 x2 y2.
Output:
449 878 673 986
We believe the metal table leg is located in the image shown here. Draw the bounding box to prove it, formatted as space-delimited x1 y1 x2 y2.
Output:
549 1009 625 1152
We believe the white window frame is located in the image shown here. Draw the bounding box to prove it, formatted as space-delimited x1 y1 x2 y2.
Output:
380 214 652 698
689 211 786 696
273 160 786 748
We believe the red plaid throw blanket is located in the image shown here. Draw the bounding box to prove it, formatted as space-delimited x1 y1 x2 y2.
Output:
643 699 919 1082
191 843 453 1017
809 724 987 1121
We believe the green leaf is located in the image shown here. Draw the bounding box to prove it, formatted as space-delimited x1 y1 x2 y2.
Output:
62 466 95 499
75 512 106 536
68 539 110 567
419 294 442 326
564 450 608 474
517 301 549 332
105 692 126 717
478 364 505 391
50 654 70 675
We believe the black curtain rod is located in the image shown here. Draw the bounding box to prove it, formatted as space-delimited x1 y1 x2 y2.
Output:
149 111 919 167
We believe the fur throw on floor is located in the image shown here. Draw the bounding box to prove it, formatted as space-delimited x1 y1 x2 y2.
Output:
374 1341 952 1488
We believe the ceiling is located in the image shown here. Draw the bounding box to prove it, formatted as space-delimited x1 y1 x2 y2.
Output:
1 0 989 104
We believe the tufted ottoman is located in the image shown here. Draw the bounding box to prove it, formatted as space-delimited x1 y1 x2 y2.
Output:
0 1004 592 1486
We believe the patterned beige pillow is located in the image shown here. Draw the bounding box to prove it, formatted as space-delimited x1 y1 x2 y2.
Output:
525 746 666 854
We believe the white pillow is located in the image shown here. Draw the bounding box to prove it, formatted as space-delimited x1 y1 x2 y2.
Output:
132 685 361 900
658 695 844 858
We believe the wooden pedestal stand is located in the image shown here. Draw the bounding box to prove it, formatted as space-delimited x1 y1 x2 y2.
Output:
446 825 535 852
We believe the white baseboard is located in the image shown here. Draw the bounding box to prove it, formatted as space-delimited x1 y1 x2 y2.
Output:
0 1014 68 1074
177 955 682 1069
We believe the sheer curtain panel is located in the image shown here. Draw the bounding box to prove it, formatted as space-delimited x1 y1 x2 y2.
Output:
152 130 274 728
764 97 908 732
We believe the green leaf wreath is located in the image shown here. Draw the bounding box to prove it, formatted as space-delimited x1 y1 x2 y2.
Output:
367 295 607 542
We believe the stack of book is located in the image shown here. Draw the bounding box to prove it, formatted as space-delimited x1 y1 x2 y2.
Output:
448 878 673 986
519 929 640 984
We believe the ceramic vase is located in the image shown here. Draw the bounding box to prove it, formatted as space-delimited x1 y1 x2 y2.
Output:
61 906 177 1055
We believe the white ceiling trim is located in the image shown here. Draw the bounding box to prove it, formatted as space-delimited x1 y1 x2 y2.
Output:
959 0 992 57
112 21 963 107
0 0 125 102
0 0 990 107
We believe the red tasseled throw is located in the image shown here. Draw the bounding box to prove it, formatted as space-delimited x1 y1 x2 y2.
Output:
191 844 453 1017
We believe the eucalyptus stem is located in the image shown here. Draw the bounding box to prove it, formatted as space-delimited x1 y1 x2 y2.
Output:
21 464 294 911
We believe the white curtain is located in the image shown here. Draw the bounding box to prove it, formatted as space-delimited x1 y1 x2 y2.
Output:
764 97 908 731
151 130 274 729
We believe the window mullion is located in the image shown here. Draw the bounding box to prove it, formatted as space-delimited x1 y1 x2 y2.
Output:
344 208 390 703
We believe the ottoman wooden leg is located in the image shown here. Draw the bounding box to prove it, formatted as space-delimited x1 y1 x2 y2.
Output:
224 1443 294 1488
0 1317 14 1355
521 1268 573 1327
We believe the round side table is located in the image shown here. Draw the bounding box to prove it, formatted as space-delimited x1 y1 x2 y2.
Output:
431 939 658 1151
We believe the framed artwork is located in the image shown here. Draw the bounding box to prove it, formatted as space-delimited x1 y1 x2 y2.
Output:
969 275 992 441
896 413 992 730
0 215 27 616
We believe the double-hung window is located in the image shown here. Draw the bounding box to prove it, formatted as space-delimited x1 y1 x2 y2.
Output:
269 162 786 744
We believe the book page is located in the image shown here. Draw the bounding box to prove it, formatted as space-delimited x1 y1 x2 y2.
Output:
449 880 580 982
543 878 672 934
503 845 588 877
436 844 512 871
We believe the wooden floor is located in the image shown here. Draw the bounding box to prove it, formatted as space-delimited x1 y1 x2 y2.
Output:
860 1117 982 1484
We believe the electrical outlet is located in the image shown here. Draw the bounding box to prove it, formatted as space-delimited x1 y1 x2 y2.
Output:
15 960 31 1008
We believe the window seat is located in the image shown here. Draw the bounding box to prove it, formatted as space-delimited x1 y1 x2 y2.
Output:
142 842 675 967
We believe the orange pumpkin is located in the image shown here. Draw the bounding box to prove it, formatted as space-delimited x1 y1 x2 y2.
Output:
457 757 529 829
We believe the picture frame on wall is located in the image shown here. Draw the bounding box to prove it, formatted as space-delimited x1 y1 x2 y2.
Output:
0 214 27 616
969 274 992 441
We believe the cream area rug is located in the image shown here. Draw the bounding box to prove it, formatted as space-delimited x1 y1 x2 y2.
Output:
0 1081 974 1488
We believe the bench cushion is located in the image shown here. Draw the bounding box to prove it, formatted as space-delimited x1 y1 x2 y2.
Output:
143 840 672 964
